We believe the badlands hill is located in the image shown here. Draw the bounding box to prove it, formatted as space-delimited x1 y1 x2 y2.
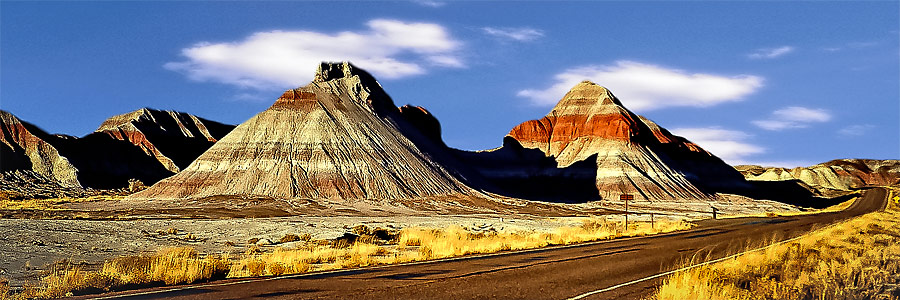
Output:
6 62 885 213
96 108 235 173
129 62 484 205
0 108 234 194
455 81 748 202
1 110 80 188
131 63 755 208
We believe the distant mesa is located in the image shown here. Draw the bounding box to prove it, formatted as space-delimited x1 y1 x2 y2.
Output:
737 159 900 197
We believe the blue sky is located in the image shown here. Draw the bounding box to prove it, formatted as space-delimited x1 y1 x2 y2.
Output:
2 1 898 167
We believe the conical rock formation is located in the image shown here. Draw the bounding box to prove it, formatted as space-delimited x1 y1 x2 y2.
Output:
506 81 739 201
130 62 478 201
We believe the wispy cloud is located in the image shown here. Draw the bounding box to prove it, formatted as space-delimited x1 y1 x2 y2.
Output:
670 127 765 165
752 106 832 131
231 92 271 103
482 27 545 42
822 41 879 52
837 124 876 136
165 19 463 91
748 46 795 59
411 0 445 7
517 61 763 110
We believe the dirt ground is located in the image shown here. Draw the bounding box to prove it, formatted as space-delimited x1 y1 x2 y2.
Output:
0 195 800 287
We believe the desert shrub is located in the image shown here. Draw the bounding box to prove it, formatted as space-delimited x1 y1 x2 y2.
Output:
278 234 302 244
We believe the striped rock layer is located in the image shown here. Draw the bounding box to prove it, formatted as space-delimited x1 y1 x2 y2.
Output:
0 110 80 187
96 108 234 172
0 108 235 191
736 159 900 195
506 81 744 201
130 62 477 201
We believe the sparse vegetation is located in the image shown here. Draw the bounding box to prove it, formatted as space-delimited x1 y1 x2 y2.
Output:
0 195 124 210
39 247 229 298
653 190 900 300
278 234 303 244
721 194 860 220
3 217 692 299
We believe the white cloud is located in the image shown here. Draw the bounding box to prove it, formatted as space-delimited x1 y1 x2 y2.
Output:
752 106 831 131
165 19 463 90
482 27 545 42
741 160 814 168
411 0 445 7
837 124 875 136
231 92 270 103
517 61 764 110
670 127 765 165
748 46 795 59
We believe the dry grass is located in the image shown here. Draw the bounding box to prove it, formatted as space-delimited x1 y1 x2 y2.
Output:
225 217 691 276
35 247 229 298
719 194 860 220
654 190 900 300
3 217 692 299
0 195 124 210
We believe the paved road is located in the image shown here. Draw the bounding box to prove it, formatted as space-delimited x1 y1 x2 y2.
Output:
87 187 889 300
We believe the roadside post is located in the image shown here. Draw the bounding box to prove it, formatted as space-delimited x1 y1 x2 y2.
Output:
650 213 655 230
712 206 718 220
620 194 634 231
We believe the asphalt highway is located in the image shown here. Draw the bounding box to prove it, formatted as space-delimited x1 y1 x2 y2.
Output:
85 187 889 300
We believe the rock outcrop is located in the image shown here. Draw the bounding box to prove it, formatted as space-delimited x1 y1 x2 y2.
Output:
130 62 480 202
0 110 80 187
0 170 92 199
737 159 900 196
493 81 746 201
1 108 235 192
96 108 234 172
40 108 234 189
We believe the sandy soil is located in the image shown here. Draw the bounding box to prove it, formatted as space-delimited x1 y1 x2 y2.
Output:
0 195 800 287
0 214 584 286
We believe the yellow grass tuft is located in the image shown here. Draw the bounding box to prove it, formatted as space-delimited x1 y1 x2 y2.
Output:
0 195 124 210
654 196 900 300
34 247 229 298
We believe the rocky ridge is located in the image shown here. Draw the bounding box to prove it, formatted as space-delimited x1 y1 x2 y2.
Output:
0 108 234 195
737 159 900 196
0 111 80 187
96 108 234 172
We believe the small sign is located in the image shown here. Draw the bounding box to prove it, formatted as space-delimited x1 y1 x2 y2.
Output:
620 194 634 201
